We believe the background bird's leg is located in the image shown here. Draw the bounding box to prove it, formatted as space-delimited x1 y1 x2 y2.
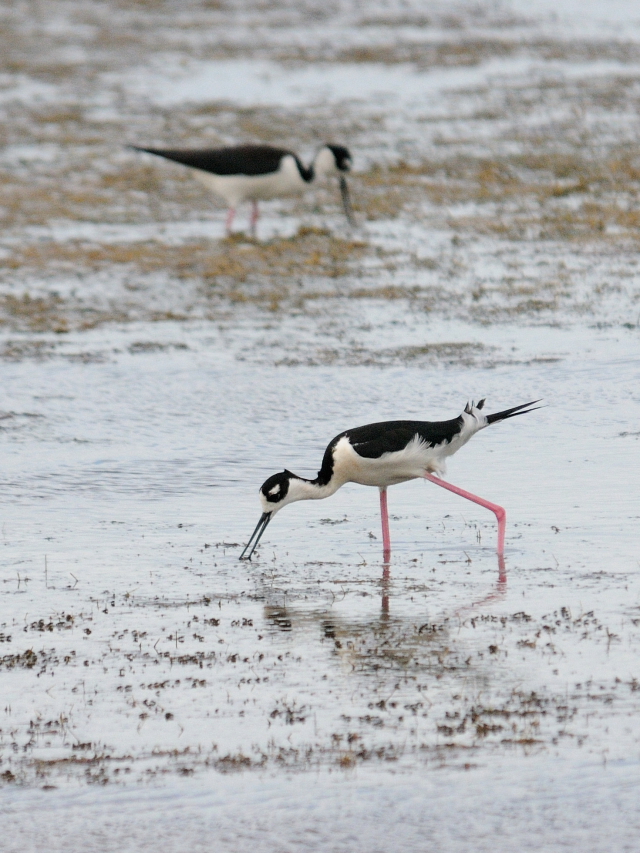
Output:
422 472 506 556
379 486 391 560
249 201 259 237
225 207 236 235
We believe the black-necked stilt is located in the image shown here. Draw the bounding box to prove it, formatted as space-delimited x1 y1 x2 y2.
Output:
239 399 541 561
130 143 354 236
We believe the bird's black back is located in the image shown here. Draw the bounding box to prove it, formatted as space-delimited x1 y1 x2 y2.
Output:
132 144 311 179
316 418 464 485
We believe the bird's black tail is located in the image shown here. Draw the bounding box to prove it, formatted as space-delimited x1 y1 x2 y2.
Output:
485 400 542 425
127 145 198 168
128 145 170 160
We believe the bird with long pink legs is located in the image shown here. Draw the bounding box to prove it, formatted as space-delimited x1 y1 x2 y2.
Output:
130 143 354 238
240 399 540 561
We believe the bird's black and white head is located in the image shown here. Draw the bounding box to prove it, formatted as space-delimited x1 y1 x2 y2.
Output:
259 469 303 514
313 144 355 226
239 469 313 560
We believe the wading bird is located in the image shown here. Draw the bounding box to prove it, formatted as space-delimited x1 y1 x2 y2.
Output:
130 143 354 236
239 399 540 561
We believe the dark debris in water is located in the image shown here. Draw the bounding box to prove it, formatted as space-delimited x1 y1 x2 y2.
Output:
0 593 636 786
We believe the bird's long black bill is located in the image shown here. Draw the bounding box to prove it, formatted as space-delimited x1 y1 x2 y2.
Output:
239 512 271 561
486 399 543 425
339 176 355 226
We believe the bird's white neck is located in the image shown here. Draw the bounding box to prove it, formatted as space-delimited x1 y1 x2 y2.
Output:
259 473 343 517
312 146 338 178
288 475 342 502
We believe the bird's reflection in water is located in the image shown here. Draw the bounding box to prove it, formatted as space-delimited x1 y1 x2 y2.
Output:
257 556 529 765
452 553 507 619
262 551 507 677
379 552 505 619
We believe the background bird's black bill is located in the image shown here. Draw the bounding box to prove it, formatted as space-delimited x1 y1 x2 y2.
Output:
340 176 355 226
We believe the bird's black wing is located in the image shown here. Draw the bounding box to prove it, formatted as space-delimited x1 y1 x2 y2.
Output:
131 145 294 176
345 419 464 457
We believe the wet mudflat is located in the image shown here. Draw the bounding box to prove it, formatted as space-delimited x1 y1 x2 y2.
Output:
1 0 640 850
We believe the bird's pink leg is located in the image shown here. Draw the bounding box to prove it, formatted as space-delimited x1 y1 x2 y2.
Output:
423 472 506 556
249 201 259 237
379 487 391 560
225 208 236 235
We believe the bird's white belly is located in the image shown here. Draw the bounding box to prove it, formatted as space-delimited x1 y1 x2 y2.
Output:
333 436 446 489
192 155 307 205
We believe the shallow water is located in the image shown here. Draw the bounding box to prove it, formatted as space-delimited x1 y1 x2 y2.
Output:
1 318 640 849
3 760 640 852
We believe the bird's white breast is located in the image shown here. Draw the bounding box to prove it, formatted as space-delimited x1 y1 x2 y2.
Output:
331 436 435 488
191 155 307 205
